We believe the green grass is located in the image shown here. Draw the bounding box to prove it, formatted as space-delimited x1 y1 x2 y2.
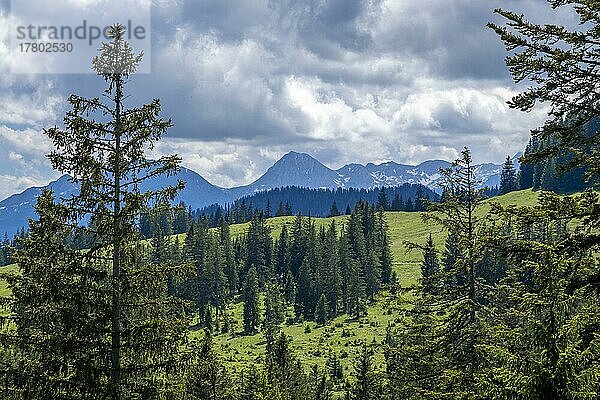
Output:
193 291 401 376
0 264 17 298
226 215 350 239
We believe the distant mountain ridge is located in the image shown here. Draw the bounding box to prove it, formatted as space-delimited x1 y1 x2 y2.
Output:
0 151 518 235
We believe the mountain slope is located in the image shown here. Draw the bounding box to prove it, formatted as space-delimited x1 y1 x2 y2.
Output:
0 168 228 236
0 175 77 236
338 160 449 188
231 151 342 194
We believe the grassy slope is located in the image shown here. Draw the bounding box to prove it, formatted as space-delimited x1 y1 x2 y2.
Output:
0 189 541 373
0 264 17 298
200 189 541 373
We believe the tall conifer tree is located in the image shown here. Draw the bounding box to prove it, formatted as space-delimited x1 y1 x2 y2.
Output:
1 25 190 399
243 266 260 334
499 156 517 195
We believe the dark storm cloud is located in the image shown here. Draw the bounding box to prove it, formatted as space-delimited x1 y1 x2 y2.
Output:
371 1 540 81
268 0 379 57
141 0 559 142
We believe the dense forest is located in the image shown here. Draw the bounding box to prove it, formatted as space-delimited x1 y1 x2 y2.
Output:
191 184 437 226
1 2 600 399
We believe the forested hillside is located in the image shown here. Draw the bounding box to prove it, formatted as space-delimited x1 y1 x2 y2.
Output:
1 2 600 399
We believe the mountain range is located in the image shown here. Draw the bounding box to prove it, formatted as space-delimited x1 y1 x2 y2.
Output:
0 151 519 235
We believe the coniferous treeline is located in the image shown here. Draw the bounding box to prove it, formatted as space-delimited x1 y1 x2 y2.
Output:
384 146 600 398
195 184 437 226
129 201 396 399
2 2 599 398
517 118 597 193
135 185 436 237
0 232 24 267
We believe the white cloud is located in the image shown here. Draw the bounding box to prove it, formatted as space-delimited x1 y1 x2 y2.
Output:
0 126 54 155
0 125 58 199
0 85 62 126
8 152 23 162
0 175 45 199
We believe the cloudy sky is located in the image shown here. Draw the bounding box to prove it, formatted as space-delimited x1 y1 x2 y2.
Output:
0 0 579 199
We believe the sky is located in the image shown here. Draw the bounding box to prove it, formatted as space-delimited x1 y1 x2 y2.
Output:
0 0 580 199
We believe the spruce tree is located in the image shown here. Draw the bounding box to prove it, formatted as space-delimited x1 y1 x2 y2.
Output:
296 258 315 318
238 365 283 400
414 185 425 211
384 301 444 400
376 209 393 284
324 221 341 317
289 214 307 277
0 191 108 398
376 187 389 211
274 224 290 280
487 6 600 395
426 148 486 384
283 269 297 306
518 138 536 189
443 229 461 274
204 305 214 333
352 342 380 400
283 202 292 216
219 218 237 298
276 202 286 217
266 332 309 400
263 278 285 350
242 266 260 334
421 234 440 295
314 293 328 325
347 259 367 319
150 222 173 275
1 25 190 399
396 148 487 397
391 193 402 211
329 200 341 217
326 350 344 382
489 1 600 186
309 365 333 400
206 235 227 332
480 193 600 398
338 228 352 314
245 214 272 285
186 330 234 400
499 156 517 195
343 207 370 317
